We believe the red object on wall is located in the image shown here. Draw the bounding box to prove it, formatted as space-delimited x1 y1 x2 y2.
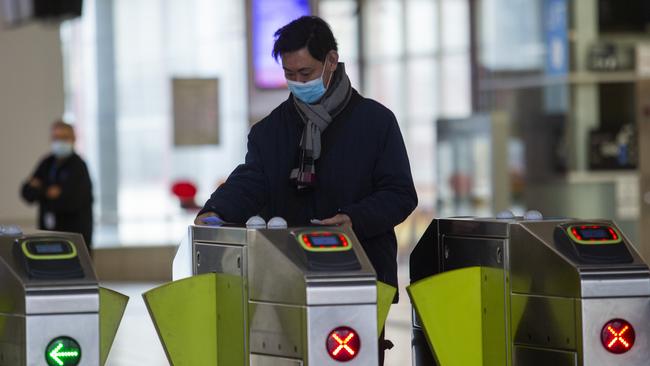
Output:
171 181 200 210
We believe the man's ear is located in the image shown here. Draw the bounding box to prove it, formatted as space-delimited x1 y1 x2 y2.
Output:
329 51 339 71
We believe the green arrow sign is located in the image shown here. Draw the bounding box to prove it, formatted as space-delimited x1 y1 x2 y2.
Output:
45 337 81 366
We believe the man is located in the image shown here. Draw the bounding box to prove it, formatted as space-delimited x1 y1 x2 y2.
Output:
195 16 417 363
21 120 94 251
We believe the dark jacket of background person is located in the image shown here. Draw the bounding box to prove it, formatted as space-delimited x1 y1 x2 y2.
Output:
200 89 418 290
21 153 94 248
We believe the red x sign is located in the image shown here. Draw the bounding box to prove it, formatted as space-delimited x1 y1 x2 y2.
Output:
326 327 361 362
601 319 635 354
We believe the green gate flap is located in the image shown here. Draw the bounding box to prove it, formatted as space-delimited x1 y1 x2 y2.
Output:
377 281 396 336
143 272 246 366
99 287 129 366
214 273 246 366
407 267 484 366
143 273 218 366
408 266 507 366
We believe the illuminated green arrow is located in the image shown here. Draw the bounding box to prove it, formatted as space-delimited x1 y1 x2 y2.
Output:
45 337 81 366
49 342 79 365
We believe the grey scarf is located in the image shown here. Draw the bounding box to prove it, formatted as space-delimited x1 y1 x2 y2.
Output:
290 63 352 189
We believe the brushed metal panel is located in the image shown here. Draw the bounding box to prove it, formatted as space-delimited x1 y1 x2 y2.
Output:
580 270 650 298
0 314 24 366
0 254 25 314
248 232 307 305
438 218 511 238
248 302 305 359
26 313 99 366
304 281 376 306
190 225 249 245
441 236 506 271
306 304 377 366
511 294 577 350
510 224 581 297
25 289 99 315
581 297 650 366
513 346 577 366
250 353 303 366
194 243 244 276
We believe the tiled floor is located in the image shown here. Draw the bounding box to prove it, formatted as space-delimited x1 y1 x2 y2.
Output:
103 283 169 366
102 256 414 366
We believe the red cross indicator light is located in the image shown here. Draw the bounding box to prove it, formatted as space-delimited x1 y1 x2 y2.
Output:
601 319 635 354
326 326 360 362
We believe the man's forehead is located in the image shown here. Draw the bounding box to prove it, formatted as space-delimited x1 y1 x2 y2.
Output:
51 126 74 137
281 48 323 69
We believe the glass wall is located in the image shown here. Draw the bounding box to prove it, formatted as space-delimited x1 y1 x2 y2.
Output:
62 0 248 246
61 0 473 246
476 0 650 244
361 0 471 217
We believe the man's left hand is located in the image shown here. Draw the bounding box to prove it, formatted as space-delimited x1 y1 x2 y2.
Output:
318 213 352 227
46 185 62 199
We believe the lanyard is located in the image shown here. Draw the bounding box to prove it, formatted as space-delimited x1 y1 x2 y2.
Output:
48 163 58 183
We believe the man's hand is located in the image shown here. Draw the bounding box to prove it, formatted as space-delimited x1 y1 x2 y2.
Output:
29 177 42 189
195 212 219 225
46 185 61 199
318 213 352 227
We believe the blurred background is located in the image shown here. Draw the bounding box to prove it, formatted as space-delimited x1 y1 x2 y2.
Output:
1 0 650 364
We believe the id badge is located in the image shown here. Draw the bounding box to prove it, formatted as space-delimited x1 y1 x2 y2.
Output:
44 212 56 230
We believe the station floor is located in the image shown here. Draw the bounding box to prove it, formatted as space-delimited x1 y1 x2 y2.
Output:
102 255 413 365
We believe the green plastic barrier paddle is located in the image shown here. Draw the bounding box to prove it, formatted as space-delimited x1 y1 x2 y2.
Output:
99 287 129 366
377 281 396 336
143 272 245 366
214 273 246 366
144 274 218 366
407 266 507 366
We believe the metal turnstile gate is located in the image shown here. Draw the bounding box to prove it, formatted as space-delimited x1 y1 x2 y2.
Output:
0 228 128 366
145 221 395 365
408 215 650 366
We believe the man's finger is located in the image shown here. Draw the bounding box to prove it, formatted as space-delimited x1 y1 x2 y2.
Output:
319 215 346 226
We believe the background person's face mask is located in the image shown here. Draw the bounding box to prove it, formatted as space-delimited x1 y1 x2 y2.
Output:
51 140 74 158
287 60 331 104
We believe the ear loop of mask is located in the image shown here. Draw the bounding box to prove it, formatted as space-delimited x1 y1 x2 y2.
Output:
323 56 334 89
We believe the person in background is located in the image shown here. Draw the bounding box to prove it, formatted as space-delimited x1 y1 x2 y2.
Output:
21 120 94 252
194 16 417 364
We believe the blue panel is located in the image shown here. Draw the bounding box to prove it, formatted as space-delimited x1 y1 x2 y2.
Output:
252 0 311 89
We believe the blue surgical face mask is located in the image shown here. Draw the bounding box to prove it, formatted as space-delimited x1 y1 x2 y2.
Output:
51 140 74 158
287 60 330 104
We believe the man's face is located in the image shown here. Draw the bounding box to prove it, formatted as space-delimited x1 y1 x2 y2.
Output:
281 47 337 84
51 126 75 144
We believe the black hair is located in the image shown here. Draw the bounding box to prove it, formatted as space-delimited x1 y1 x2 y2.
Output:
272 16 338 62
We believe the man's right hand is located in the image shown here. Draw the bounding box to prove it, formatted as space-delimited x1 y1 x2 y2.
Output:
28 177 42 189
194 212 220 225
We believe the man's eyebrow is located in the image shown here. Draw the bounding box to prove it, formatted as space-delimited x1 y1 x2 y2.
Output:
283 66 313 73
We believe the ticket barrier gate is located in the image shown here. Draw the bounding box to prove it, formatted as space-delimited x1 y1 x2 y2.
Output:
0 229 129 366
408 216 650 366
144 223 396 365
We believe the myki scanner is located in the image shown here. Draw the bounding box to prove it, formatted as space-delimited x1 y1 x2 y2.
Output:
15 238 84 279
554 223 633 264
297 230 361 271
